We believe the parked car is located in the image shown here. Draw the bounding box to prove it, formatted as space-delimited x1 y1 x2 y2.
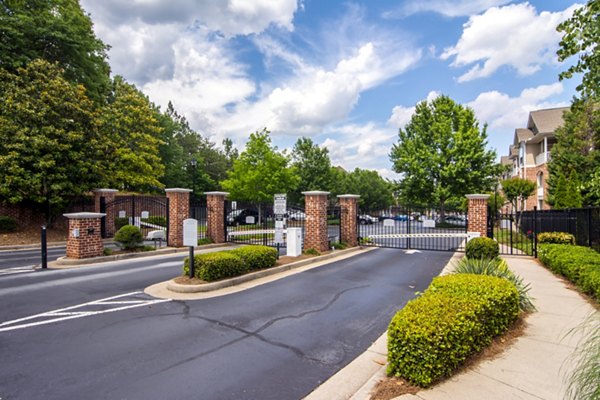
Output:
378 213 394 222
227 209 259 226
358 214 378 224
444 215 466 226
393 214 409 222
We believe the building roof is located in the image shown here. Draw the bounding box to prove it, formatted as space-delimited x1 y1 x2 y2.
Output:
514 128 534 144
509 145 519 158
528 107 569 134
500 155 511 165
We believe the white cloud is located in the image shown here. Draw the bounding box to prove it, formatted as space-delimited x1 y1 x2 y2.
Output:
386 0 513 18
441 3 581 82
468 82 569 131
388 91 440 128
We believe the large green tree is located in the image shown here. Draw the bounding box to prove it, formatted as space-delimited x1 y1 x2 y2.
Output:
501 177 536 214
0 59 101 220
0 0 111 103
344 168 393 212
390 95 499 219
290 137 333 204
557 0 599 99
221 129 299 207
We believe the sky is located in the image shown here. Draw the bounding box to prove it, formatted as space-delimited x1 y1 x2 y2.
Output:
80 0 583 180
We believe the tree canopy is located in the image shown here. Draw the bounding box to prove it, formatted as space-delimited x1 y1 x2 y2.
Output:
290 137 333 204
390 95 499 216
501 177 536 213
343 168 393 212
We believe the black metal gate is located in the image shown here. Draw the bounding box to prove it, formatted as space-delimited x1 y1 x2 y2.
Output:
190 196 208 242
100 195 168 240
358 208 468 252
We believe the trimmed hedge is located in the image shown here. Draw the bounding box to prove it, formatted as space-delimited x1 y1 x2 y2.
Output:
537 232 575 245
538 244 600 300
0 216 17 232
465 237 499 259
114 225 143 250
183 252 247 282
228 245 277 270
387 274 519 387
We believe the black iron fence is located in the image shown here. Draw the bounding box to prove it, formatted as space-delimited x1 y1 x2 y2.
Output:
100 195 168 239
190 197 208 242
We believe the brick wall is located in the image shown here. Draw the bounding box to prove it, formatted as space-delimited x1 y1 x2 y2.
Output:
165 189 191 247
206 192 228 244
303 191 330 253
522 164 548 210
64 213 104 259
338 195 359 247
466 194 490 238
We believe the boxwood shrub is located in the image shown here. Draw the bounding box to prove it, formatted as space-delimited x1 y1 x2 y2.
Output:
114 225 143 250
538 244 600 300
537 232 575 245
465 237 499 259
183 252 247 282
228 245 277 270
0 216 17 233
387 274 519 387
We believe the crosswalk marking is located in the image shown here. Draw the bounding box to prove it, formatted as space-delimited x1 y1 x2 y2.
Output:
0 291 171 333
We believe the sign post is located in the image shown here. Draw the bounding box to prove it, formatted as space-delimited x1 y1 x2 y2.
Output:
183 218 198 278
273 194 287 258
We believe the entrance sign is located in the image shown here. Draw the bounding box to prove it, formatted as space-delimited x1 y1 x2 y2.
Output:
274 215 284 244
274 194 287 216
183 218 198 247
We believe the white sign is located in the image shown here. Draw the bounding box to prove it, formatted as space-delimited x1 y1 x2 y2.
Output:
423 219 435 228
183 218 198 247
275 220 284 229
118 210 126 218
245 216 255 224
383 218 395 227
231 201 237 211
274 194 287 215
275 216 284 244
141 211 149 219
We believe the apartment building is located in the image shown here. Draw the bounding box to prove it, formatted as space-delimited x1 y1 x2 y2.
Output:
505 107 569 210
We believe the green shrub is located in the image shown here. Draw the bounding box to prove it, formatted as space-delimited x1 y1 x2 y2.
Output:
183 252 247 281
141 216 167 227
0 216 17 232
387 274 519 387
198 237 213 246
538 244 600 300
304 248 320 255
114 225 143 250
465 237 499 259
332 242 348 250
229 245 277 270
114 217 129 230
452 257 535 312
537 232 575 245
565 312 600 400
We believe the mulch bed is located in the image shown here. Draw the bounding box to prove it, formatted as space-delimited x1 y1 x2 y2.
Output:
1 226 68 246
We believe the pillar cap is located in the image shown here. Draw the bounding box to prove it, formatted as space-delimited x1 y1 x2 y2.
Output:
465 194 490 200
204 191 229 197
302 191 330 196
93 189 118 193
337 194 360 199
165 188 193 193
63 212 106 219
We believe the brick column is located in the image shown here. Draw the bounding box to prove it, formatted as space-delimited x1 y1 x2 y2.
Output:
165 188 192 247
338 194 360 247
466 194 490 238
63 212 105 259
302 191 330 253
206 191 228 244
94 189 118 237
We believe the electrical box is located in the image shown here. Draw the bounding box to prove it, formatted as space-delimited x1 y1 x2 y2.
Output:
287 227 302 257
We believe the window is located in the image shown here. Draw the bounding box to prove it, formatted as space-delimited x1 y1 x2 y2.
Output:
537 172 543 188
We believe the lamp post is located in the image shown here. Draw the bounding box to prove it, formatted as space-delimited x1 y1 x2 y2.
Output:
190 158 197 201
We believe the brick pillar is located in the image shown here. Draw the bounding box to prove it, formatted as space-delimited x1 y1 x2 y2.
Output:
338 194 360 247
165 188 192 247
466 194 490 238
94 189 118 237
63 212 105 259
206 191 228 244
302 191 330 253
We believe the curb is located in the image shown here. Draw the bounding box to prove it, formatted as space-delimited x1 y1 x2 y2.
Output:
167 246 366 293
53 243 234 266
0 238 113 252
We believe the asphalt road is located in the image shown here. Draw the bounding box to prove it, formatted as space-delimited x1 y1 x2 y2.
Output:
0 248 452 400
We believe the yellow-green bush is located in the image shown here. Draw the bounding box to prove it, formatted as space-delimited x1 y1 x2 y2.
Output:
387 274 519 387
228 245 277 270
465 237 499 259
183 252 247 281
537 232 575 245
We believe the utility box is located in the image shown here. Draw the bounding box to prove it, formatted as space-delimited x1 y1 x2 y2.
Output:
287 227 302 257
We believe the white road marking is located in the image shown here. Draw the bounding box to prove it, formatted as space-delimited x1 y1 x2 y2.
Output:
0 291 171 332
0 266 36 276
404 249 422 254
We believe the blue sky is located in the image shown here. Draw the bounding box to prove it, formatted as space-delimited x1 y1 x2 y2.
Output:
80 0 582 180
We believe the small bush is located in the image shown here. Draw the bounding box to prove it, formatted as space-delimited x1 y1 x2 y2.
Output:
538 244 600 300
332 242 348 250
465 237 499 259
452 257 535 312
537 231 575 245
198 237 213 246
0 216 17 232
114 217 129 230
114 225 143 250
183 252 247 281
141 216 167 227
387 274 519 387
565 313 600 400
103 248 113 256
304 248 320 256
229 245 277 270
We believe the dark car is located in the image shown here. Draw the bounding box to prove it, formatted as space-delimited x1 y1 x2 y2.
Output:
227 209 259 226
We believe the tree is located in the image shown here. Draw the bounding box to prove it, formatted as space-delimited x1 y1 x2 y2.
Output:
0 0 111 103
220 129 299 217
390 95 499 219
344 168 393 212
557 0 600 99
0 59 101 221
98 76 164 192
552 172 583 209
501 178 536 220
290 137 333 204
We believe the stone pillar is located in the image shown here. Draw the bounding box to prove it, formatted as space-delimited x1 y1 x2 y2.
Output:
466 194 490 238
338 194 360 247
165 188 192 247
94 189 118 237
63 212 105 259
302 191 330 253
206 191 228 244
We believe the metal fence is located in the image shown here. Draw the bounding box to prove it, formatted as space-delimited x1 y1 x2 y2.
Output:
190 196 208 242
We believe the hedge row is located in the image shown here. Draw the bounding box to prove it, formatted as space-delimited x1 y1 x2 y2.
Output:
183 245 277 282
387 274 519 387
538 244 600 300
537 232 575 245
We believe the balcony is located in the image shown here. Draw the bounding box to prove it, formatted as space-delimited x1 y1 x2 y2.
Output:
535 152 550 166
537 187 544 199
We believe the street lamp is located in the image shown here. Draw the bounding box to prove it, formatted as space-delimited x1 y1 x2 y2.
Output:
190 158 197 200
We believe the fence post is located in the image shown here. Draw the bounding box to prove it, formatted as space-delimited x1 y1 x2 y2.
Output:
205 191 229 244
466 194 490 238
165 188 192 247
337 195 359 247
303 191 330 253
533 206 538 258
41 225 47 269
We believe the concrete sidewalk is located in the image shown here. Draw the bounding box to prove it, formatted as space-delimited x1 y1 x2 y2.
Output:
309 255 598 400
